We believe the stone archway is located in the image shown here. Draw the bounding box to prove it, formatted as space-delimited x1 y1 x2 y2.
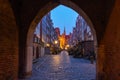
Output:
26 0 97 78
1 0 120 80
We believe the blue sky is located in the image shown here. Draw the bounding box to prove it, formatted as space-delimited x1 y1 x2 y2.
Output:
51 5 78 35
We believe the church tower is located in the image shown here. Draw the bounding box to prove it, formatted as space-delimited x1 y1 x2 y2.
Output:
63 26 66 35
59 26 66 49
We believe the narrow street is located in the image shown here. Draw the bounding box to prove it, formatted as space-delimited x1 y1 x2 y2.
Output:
28 51 96 80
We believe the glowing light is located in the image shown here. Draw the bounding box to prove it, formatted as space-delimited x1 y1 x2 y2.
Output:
46 43 50 47
66 44 70 47
65 47 67 50
59 35 65 49
54 40 58 44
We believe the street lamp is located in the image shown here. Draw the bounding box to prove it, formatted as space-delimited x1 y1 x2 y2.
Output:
66 44 70 47
54 40 58 44
65 44 70 50
46 43 50 47
54 40 58 54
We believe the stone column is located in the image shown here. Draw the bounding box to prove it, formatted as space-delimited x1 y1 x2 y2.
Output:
25 46 33 77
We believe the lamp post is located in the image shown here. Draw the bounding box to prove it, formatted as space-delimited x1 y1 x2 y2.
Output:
46 43 50 54
54 40 58 54
54 40 58 48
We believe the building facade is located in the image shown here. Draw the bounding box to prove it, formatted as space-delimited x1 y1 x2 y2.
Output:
33 12 58 59
68 15 94 57
55 27 71 49
69 15 93 45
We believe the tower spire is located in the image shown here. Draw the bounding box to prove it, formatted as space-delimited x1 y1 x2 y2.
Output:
64 26 66 35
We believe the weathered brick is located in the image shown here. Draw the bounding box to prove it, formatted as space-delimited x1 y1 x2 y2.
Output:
0 0 18 80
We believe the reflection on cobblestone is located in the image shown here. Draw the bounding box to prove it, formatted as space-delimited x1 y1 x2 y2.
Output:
27 51 96 80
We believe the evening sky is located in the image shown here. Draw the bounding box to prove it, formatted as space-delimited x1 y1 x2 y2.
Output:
51 5 78 35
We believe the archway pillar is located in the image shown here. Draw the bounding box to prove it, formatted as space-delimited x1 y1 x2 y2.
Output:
25 45 33 77
0 0 18 79
97 42 105 80
97 0 120 80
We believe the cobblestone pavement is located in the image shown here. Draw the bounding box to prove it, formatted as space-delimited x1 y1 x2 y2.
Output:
27 51 96 80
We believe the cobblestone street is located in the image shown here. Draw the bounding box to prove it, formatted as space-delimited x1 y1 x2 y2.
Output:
27 51 96 80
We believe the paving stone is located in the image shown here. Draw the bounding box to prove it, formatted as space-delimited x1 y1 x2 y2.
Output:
27 51 96 80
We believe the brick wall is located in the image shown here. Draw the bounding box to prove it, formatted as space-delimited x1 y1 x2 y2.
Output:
0 0 18 80
81 40 94 57
97 0 120 80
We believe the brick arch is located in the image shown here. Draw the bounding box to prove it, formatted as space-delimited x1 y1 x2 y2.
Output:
26 0 97 78
25 2 59 77
27 0 97 48
0 0 119 80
